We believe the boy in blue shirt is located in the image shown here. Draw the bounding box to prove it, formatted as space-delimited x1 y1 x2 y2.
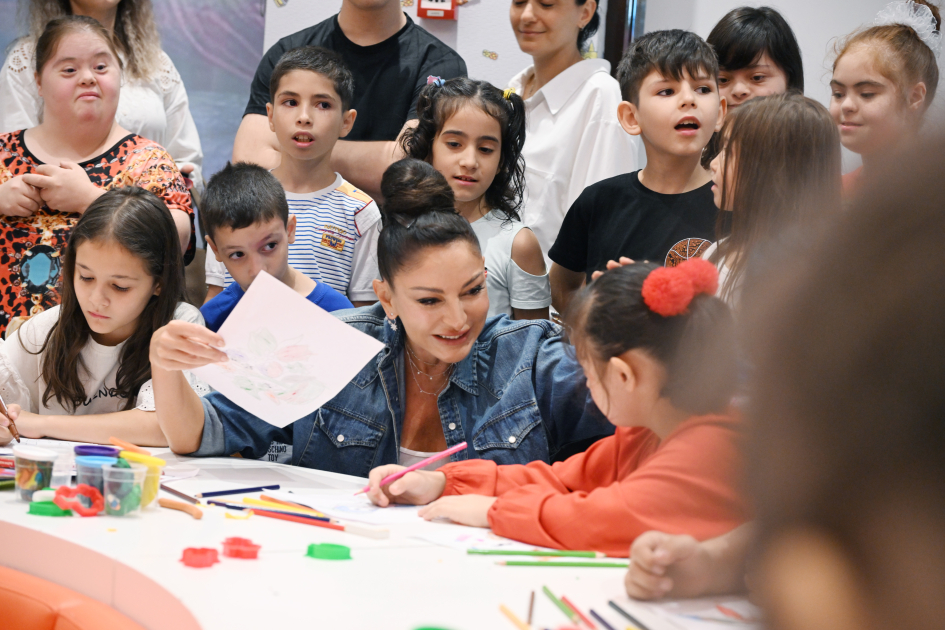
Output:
200 162 352 332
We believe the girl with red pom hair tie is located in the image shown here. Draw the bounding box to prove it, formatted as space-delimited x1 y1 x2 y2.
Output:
364 260 746 556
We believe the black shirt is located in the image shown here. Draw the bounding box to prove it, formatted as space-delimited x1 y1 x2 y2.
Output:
244 14 467 142
549 171 719 280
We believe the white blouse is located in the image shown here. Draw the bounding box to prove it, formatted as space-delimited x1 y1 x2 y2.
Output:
508 59 643 259
0 40 204 184
471 210 551 318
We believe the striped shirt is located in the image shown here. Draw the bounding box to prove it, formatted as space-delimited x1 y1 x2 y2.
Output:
206 173 381 302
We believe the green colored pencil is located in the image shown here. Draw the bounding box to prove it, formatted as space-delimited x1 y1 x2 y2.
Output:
501 560 630 568
542 585 578 623
469 549 605 558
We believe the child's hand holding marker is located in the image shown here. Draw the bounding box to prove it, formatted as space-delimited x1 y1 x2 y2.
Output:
365 464 446 507
149 321 228 372
0 404 43 443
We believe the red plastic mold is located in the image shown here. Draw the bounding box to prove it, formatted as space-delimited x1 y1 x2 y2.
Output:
180 547 219 568
54 484 104 517
222 537 261 559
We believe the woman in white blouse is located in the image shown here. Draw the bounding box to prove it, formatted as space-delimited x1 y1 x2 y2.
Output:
0 0 203 184
508 0 641 259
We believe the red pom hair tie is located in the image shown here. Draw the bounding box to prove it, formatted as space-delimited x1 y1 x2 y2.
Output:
641 258 719 317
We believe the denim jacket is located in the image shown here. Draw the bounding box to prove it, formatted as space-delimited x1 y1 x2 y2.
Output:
191 303 613 478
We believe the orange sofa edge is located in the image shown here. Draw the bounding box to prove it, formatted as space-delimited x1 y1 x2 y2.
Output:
0 565 147 630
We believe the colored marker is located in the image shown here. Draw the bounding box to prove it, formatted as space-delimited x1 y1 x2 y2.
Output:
499 604 531 630
498 561 629 568
469 549 606 558
590 610 618 630
109 436 150 455
0 393 20 443
561 595 596 628
242 496 328 517
160 483 199 504
195 484 280 498
542 586 579 624
355 441 467 495
607 601 653 630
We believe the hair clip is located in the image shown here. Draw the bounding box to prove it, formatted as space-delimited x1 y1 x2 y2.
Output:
641 258 718 317
392 215 418 229
503 88 515 100
427 75 445 87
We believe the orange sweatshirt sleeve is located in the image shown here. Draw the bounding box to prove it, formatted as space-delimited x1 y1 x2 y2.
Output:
441 416 746 557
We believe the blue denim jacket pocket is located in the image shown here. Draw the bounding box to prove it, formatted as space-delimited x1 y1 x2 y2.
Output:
471 401 549 464
299 402 387 477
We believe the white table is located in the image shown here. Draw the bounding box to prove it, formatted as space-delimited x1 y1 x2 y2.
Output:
0 446 751 630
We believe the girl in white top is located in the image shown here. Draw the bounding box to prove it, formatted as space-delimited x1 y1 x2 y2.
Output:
705 93 841 306
0 0 204 183
507 0 641 258
0 187 208 447
403 77 550 320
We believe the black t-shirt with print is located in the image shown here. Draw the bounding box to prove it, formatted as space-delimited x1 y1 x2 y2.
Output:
244 14 467 142
549 171 719 280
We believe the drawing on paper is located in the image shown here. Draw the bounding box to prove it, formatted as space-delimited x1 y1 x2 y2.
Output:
218 327 325 406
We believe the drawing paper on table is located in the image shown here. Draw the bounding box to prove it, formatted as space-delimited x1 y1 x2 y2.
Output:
644 597 763 629
411 527 544 551
268 490 425 525
192 272 384 428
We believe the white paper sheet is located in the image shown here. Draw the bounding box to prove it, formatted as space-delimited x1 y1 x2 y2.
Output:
192 272 384 428
411 526 544 552
269 489 426 525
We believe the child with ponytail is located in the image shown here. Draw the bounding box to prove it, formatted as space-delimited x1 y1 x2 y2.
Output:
830 0 941 195
403 77 550 320
365 259 746 556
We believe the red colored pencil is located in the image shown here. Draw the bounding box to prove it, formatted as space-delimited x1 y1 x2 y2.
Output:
252 508 346 531
562 595 596 629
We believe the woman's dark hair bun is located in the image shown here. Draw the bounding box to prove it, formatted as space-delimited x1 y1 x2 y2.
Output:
376 159 480 283
380 159 455 226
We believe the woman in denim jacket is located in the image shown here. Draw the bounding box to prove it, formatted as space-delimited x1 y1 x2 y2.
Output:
149 160 613 477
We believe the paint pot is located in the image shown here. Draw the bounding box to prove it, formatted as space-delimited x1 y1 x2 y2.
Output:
13 445 57 502
103 462 147 516
75 456 118 502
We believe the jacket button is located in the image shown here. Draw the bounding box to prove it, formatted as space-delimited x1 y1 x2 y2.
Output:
337 435 345 442
508 436 516 443
448 423 456 430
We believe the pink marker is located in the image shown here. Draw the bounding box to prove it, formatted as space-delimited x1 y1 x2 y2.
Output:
355 441 468 495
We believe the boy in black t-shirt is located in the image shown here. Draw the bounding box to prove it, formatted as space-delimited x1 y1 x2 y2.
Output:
232 0 466 199
549 30 726 315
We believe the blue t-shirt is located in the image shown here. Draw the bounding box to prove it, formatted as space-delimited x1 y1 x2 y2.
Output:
201 280 353 332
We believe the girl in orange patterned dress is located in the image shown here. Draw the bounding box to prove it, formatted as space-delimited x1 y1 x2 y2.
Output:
0 16 193 336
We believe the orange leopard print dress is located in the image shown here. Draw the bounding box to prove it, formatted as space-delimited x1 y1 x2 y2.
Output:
0 130 195 335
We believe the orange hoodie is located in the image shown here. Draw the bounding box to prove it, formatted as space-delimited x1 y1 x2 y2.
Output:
439 414 746 557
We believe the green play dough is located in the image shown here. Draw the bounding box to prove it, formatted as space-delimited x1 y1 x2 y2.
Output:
28 501 72 517
305 543 351 560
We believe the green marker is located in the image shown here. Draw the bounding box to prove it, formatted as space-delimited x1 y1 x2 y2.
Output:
501 560 630 568
468 549 605 558
542 585 578 623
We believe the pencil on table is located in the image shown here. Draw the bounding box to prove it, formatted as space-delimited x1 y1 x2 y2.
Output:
160 483 199 504
561 595 596 629
499 604 531 630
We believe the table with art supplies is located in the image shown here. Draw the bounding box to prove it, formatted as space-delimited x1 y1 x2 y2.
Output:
0 437 760 630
